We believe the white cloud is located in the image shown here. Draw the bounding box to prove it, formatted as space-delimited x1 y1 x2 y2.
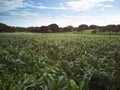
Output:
28 4 67 10
100 8 106 11
60 3 64 6
0 0 43 13
1 10 120 27
9 11 39 17
31 5 67 10
0 0 115 12
55 14 120 26
66 0 114 11
0 11 52 27
37 5 48 9
104 5 113 7
0 0 25 12
45 6 67 10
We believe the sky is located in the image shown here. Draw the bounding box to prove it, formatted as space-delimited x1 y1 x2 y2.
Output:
0 0 120 27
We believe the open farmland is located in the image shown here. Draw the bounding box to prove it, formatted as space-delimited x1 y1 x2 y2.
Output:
0 33 120 90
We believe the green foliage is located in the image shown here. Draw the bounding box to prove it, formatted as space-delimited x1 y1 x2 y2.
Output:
91 30 97 34
70 80 85 90
0 33 120 90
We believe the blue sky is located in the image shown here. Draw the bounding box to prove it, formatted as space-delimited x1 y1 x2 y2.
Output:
0 0 120 27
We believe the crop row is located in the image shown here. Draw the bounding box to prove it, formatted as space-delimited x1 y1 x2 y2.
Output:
0 33 120 90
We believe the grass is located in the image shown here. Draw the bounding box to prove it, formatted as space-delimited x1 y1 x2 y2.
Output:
0 32 120 90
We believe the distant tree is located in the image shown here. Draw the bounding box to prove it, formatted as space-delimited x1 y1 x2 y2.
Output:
77 24 89 32
61 25 75 32
66 25 74 31
40 26 49 33
98 26 106 32
91 30 97 34
105 25 116 33
0 23 13 32
89 25 98 29
48 24 59 32
116 25 120 33
15 27 26 32
26 26 48 33
26 27 34 32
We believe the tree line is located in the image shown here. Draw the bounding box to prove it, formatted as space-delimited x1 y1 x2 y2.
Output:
0 23 120 33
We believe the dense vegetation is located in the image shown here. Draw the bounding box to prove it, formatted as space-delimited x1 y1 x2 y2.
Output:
0 33 120 90
0 23 120 33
